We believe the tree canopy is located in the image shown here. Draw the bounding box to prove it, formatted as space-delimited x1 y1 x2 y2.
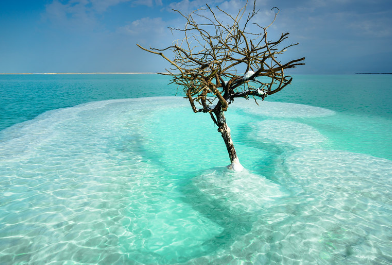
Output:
138 0 305 170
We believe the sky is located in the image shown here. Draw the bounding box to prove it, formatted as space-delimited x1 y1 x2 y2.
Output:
0 0 391 74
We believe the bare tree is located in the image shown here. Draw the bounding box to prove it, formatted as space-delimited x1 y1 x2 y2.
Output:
138 1 305 171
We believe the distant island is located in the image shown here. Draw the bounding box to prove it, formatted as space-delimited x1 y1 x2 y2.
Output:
356 73 392 74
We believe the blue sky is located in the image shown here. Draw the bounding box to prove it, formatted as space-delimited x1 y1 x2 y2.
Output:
0 0 391 74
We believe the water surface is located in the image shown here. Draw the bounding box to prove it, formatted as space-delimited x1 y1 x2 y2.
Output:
0 74 391 264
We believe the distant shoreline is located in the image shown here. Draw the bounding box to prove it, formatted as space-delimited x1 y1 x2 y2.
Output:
356 73 392 75
0 72 157 75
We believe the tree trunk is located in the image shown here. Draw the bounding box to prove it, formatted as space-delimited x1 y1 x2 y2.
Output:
216 110 244 171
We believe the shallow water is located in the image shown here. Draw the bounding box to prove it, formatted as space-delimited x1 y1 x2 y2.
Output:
0 95 391 264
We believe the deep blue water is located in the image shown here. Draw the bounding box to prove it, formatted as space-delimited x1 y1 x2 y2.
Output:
0 74 391 264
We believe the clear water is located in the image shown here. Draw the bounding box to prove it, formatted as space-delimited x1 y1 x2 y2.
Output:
0 74 391 264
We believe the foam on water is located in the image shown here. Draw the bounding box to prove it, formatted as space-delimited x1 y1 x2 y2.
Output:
191 168 286 213
0 97 186 160
0 97 223 264
184 133 392 263
0 96 391 264
268 150 392 264
252 120 328 149
235 99 335 118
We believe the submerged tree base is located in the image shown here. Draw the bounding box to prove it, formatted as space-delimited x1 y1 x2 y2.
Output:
227 158 244 172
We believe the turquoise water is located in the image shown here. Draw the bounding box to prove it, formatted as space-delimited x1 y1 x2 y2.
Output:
0 74 391 264
0 74 178 132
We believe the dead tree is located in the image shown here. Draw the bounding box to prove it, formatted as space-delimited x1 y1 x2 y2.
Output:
138 1 305 171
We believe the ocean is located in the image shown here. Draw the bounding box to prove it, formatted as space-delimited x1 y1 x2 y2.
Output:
0 74 391 264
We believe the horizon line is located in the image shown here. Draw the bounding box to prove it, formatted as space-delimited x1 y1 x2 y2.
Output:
0 72 157 75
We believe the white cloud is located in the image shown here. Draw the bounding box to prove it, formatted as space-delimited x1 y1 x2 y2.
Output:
132 0 153 7
43 0 163 29
131 0 162 7
219 0 248 12
348 15 392 37
118 17 167 36
43 0 96 29
89 0 131 13
167 0 224 13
